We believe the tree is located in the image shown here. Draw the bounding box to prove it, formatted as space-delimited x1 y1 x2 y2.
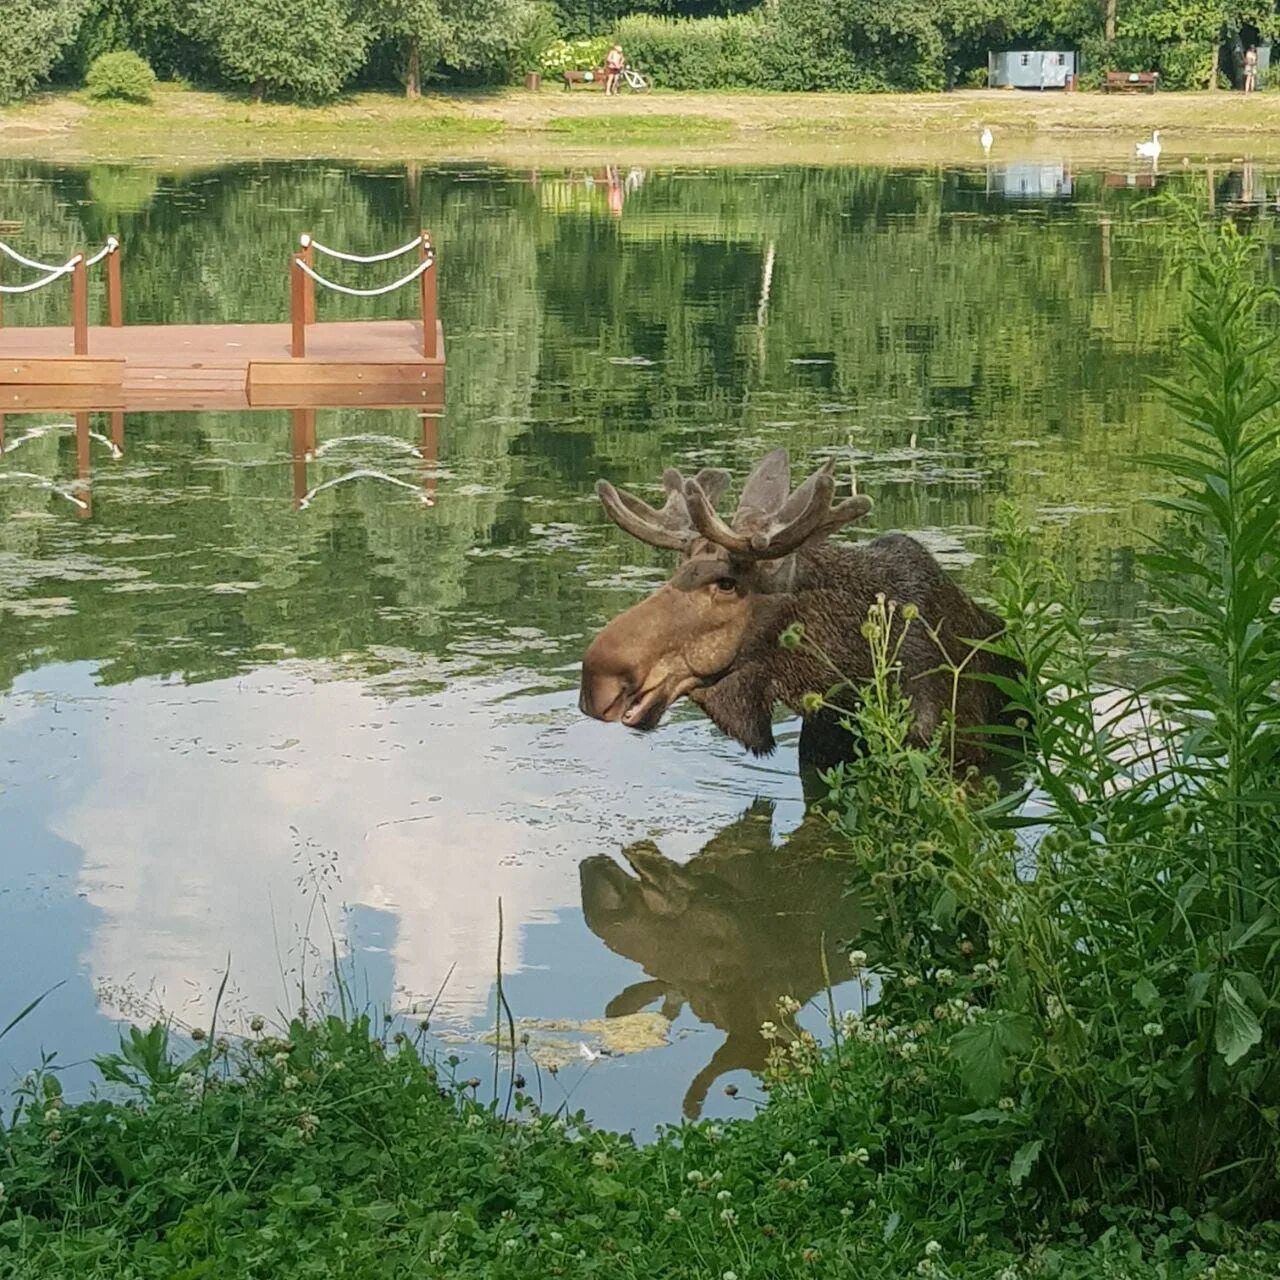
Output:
1123 0 1271 89
195 0 373 101
376 0 530 96
0 0 87 103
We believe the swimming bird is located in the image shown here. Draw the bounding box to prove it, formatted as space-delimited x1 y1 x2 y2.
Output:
980 125 993 154
1136 129 1162 160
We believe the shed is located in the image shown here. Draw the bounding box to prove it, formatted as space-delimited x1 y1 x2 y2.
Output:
989 50 1077 89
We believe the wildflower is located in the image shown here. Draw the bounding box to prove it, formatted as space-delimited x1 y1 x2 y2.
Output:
297 1111 320 1136
283 1075 300 1091
502 1239 519 1252
847 949 868 973
1143 1022 1164 1038
686 1170 704 1184
778 623 805 650
801 691 824 714
723 1272 739 1280
776 994 801 1016
272 1052 290 1068
549 1231 563 1242
997 1096 1015 1111
898 1040 919 1058
760 1021 779 1041
850 1146 870 1165
925 1241 942 1257
46 1130 63 1145
935 968 955 987
719 1208 738 1226
972 963 991 979
902 974 920 989
716 1189 732 1202
466 1114 485 1129
665 1207 682 1222
998 1270 1021 1280
43 1107 61 1123
781 1151 796 1166
591 1151 611 1168
250 1015 265 1032
802 1247 820 1262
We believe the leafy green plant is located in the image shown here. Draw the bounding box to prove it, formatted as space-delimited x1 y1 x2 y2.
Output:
0 0 87 104
85 50 157 102
538 35 609 75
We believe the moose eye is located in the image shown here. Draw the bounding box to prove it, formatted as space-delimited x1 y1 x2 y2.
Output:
713 576 738 595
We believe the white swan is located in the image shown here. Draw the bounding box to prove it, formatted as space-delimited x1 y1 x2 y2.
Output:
980 125 993 154
1136 129 1162 159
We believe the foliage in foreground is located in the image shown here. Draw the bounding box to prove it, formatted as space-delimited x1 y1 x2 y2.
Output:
3 1012 1279 1279
813 207 1280 1235
0 0 87 105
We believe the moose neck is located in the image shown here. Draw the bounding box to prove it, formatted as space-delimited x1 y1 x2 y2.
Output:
691 536 1009 771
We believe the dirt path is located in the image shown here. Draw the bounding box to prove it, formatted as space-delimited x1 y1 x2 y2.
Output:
0 85 1273 167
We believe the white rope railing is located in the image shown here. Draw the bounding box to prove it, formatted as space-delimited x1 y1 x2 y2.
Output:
0 422 123 460
302 232 425 265
0 254 81 295
293 251 435 299
298 468 432 510
0 471 89 510
83 236 120 269
312 433 425 460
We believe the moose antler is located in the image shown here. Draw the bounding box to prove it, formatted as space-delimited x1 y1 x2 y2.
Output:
596 466 731 552
684 450 871 561
596 452 868 559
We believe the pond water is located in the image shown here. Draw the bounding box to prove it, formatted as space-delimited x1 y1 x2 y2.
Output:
0 158 1261 1133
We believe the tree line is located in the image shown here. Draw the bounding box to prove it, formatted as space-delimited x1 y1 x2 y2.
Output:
0 0 1274 105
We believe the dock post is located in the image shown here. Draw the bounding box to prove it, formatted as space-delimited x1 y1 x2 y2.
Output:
110 410 125 453
300 235 316 324
290 254 306 358
420 232 438 360
71 256 88 355
107 241 123 327
291 408 310 509
75 411 92 520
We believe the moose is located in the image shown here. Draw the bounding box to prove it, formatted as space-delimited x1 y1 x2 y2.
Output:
579 450 1020 770
581 800 863 1118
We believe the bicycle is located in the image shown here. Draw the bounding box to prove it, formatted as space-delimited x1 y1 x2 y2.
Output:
619 66 649 92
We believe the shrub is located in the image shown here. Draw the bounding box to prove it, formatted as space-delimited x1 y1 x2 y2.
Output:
538 35 608 75
614 13 769 89
85 50 157 101
194 0 373 102
0 0 86 104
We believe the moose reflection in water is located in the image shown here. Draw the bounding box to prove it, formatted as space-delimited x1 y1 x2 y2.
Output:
580 799 864 1119
580 450 1020 770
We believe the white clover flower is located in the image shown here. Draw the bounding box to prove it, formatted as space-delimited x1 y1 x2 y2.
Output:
760 1021 779 1041
781 1151 796 1166
776 995 802 1016
925 1240 942 1257
665 1207 682 1222
1045 995 1063 1020
1143 1022 1164 1038
549 1231 563 1242
466 1114 484 1129
972 963 991 979
997 1096 1015 1111
272 1052 290 1068
283 1075 300 1091
899 1041 919 1058
715 1189 731 1202
848 949 868 973
719 1208 738 1226
502 1239 519 1252
935 968 955 987
723 1272 739 1280
591 1151 610 1167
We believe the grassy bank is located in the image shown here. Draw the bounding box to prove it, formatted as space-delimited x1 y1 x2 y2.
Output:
6 83 1280 166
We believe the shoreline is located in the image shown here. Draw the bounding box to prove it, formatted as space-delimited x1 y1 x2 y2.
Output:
0 84 1275 167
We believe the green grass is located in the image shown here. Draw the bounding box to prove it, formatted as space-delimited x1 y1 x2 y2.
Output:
543 113 734 139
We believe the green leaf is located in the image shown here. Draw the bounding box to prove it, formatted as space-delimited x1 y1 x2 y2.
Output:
1010 1139 1043 1187
1215 979 1262 1067
1133 978 1159 1010
950 1012 1033 1104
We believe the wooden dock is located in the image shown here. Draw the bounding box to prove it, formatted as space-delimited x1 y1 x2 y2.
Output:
0 232 444 413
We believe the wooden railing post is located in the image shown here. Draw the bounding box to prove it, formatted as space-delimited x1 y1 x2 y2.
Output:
290 254 306 358
291 408 309 509
75 411 92 520
300 235 316 324
71 256 88 355
419 232 438 360
107 241 123 327
110 410 125 453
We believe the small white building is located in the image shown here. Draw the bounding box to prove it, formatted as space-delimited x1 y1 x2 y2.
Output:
989 50 1077 90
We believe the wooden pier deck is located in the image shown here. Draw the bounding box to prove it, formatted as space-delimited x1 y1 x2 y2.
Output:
0 231 444 413
0 319 445 411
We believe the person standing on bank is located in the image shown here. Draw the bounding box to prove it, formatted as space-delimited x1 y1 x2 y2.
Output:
1244 46 1258 93
605 44 624 95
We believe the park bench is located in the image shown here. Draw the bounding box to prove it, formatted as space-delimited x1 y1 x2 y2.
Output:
562 67 607 89
1104 70 1159 93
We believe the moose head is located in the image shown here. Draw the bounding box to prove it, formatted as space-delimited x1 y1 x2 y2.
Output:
581 449 1018 770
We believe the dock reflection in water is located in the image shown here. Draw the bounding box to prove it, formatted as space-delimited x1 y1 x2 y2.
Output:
581 800 864 1119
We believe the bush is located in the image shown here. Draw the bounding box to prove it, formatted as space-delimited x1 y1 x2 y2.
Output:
614 14 768 90
85 50 157 101
538 35 609 75
0 0 86 104
194 0 372 102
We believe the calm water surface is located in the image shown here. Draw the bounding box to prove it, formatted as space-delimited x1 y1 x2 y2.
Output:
0 158 1259 1131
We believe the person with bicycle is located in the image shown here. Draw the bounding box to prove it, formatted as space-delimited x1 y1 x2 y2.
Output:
604 44 624 95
